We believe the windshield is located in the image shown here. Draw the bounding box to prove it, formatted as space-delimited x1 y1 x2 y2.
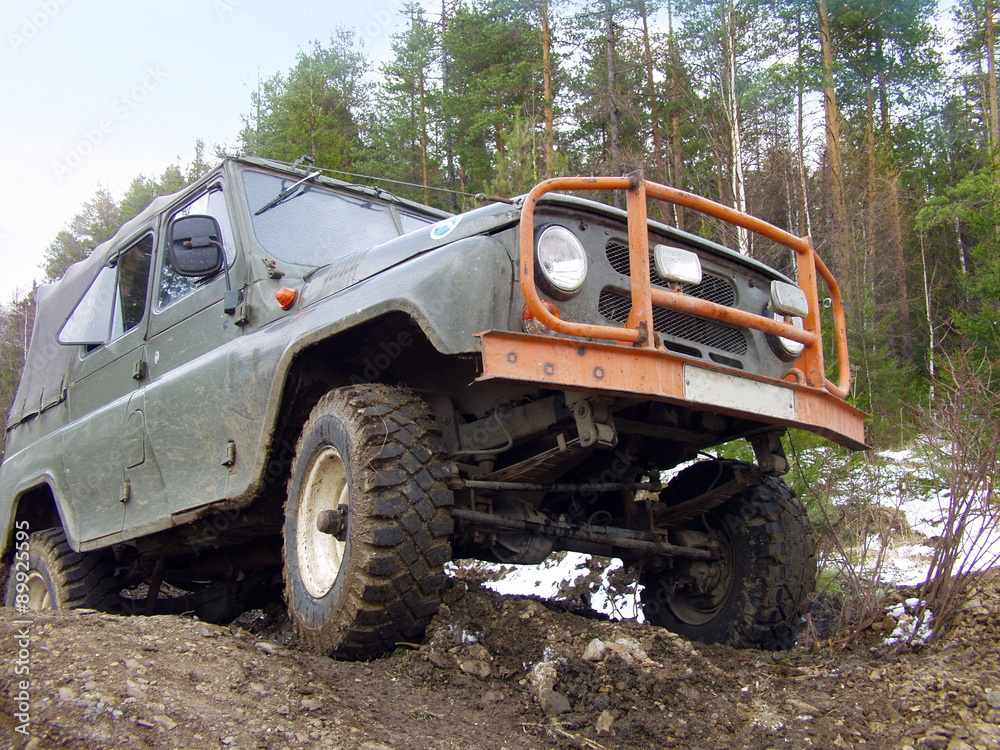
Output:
242 170 435 265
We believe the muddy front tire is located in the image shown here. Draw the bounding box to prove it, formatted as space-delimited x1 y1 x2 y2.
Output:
641 470 815 650
282 385 454 660
3 528 119 613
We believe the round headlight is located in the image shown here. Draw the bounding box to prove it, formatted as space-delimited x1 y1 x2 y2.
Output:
535 225 588 298
766 311 806 362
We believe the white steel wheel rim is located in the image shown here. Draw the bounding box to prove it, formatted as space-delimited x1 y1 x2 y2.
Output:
296 445 350 599
25 570 53 610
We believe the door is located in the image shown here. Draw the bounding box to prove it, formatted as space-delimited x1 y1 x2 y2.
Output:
137 184 246 520
60 233 155 543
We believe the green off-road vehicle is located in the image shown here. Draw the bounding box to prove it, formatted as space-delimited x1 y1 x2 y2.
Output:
1 158 865 656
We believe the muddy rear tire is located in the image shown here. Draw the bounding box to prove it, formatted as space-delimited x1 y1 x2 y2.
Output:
3 528 119 613
282 384 454 660
641 469 815 650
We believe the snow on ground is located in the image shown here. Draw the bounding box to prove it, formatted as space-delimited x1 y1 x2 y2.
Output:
451 445 1000 620
861 447 1000 585
448 552 645 622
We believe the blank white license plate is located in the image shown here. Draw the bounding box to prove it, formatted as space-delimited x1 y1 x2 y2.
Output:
683 365 796 421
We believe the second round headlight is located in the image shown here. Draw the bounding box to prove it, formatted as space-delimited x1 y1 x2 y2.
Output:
535 225 588 298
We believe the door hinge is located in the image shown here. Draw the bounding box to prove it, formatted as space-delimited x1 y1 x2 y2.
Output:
133 359 147 381
120 480 131 504
224 289 250 327
222 440 237 468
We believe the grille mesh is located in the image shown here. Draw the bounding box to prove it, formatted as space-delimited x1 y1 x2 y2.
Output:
598 289 748 355
602 239 746 355
605 239 736 306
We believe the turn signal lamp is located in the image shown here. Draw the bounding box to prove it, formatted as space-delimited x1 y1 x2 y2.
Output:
276 286 298 310
522 300 561 336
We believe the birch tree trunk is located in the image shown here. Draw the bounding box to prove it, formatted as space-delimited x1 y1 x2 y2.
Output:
542 0 557 177
606 2 624 209
721 0 749 255
667 0 686 230
818 0 851 287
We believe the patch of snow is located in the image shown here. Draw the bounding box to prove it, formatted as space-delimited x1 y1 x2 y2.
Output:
451 552 645 622
882 598 934 647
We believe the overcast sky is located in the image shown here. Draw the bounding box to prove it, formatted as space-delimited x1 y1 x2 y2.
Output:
0 0 407 301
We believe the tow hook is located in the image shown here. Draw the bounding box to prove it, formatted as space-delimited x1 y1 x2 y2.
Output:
317 505 349 541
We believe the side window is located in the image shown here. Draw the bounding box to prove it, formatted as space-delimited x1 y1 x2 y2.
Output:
158 187 234 309
59 233 154 347
111 235 153 341
59 265 118 345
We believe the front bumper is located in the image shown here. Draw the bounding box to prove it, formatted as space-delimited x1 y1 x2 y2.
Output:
478 330 867 450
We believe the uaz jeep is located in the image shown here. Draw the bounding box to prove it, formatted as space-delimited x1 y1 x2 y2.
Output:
1 158 864 656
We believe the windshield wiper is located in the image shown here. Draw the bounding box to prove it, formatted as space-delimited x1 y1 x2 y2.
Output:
254 170 322 217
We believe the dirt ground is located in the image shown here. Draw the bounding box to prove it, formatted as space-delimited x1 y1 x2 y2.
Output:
2 567 1000 750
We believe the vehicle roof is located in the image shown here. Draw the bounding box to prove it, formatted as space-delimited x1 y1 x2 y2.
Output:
6 158 446 430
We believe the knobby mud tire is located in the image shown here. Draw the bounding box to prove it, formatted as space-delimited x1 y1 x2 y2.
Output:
283 384 454 660
3 527 119 612
641 468 816 650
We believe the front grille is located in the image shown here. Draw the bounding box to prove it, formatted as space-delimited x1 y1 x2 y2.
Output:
602 238 746 355
598 289 748 355
605 239 736 306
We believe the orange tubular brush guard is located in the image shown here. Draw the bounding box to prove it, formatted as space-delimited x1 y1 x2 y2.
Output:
477 173 867 450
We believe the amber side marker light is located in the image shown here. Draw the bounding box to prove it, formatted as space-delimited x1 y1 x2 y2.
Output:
522 300 561 336
276 287 298 310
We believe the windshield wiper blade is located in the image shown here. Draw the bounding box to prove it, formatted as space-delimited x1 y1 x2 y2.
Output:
254 170 322 216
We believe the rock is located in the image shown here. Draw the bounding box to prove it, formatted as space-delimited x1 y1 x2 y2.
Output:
427 651 452 670
960 599 989 616
528 661 558 693
126 680 146 700
220 738 235 746
57 686 78 702
153 714 178 731
359 742 394 750
614 638 650 661
301 696 323 711
583 639 607 661
249 681 267 696
596 709 616 736
786 699 821 716
466 643 492 662
918 728 952 750
256 641 278 655
538 687 571 717
459 659 491 680
986 690 1000 710
199 627 218 638
946 740 974 750
480 690 503 706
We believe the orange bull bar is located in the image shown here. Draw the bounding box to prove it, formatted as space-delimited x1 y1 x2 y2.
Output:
476 174 867 450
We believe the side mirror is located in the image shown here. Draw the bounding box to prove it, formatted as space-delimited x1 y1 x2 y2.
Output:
169 215 224 277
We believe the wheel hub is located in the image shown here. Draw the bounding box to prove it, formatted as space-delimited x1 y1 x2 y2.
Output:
296 446 350 598
665 525 733 626
24 570 53 610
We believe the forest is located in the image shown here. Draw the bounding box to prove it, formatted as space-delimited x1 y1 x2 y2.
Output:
2 0 998 454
